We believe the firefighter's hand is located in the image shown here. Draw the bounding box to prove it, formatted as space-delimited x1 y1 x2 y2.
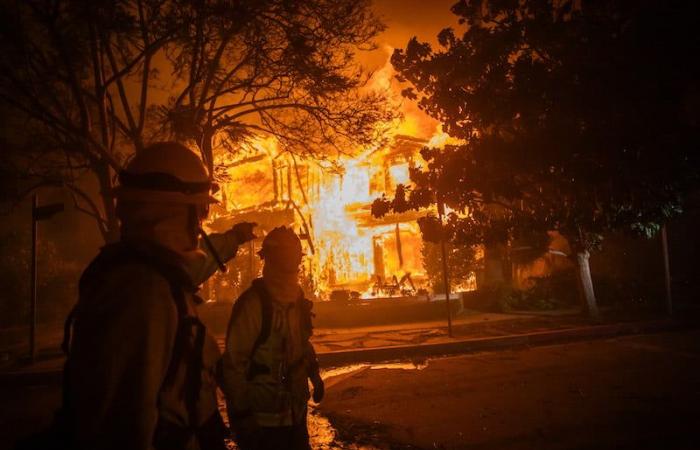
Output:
229 222 257 245
311 374 325 403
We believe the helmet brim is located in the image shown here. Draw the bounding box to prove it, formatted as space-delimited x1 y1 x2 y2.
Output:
114 186 219 204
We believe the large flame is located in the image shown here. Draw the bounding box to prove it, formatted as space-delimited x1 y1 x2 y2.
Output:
311 156 372 289
205 53 471 300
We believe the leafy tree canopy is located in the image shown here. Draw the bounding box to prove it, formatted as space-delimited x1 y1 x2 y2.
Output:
375 0 699 249
0 0 394 241
373 0 700 316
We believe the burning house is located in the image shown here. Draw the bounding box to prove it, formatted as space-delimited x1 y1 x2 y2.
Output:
203 135 432 302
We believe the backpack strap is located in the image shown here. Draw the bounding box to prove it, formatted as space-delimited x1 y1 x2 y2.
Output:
231 278 273 381
298 296 315 338
227 278 274 381
252 280 317 379
286 295 318 377
160 283 197 393
251 278 274 353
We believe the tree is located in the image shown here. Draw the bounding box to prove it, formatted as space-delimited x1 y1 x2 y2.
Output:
160 0 395 174
1 0 394 242
0 0 179 241
422 239 478 294
374 0 700 318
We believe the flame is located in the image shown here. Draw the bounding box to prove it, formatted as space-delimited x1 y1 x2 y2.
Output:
427 125 464 149
366 47 440 140
206 54 474 300
388 162 410 186
311 158 370 287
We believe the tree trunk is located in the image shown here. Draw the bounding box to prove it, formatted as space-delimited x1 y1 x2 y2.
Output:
200 130 215 176
660 225 673 316
575 250 600 320
96 162 120 243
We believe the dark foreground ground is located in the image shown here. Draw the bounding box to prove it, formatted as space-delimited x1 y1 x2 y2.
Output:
1 330 699 449
319 330 700 450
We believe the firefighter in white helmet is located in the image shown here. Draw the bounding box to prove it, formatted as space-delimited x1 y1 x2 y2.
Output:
222 226 323 450
61 141 256 450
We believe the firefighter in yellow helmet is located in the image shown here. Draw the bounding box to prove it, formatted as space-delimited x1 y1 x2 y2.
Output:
222 226 323 450
61 142 256 450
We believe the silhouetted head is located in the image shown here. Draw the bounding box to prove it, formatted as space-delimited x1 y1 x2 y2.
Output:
258 226 303 274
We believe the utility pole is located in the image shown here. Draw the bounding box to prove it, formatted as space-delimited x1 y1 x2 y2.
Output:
661 225 673 316
29 194 38 363
437 197 453 337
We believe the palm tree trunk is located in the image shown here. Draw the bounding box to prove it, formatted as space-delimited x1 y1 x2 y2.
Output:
575 249 600 320
96 162 120 243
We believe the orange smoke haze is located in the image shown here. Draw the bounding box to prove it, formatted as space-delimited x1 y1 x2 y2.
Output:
362 0 460 140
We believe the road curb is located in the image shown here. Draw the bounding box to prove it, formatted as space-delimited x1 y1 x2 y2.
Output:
0 319 691 385
316 319 691 368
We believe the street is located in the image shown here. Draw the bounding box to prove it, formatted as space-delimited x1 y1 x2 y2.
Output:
319 330 700 449
2 330 699 449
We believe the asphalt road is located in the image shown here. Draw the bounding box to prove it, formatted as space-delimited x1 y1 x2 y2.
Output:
2 330 699 449
320 330 700 449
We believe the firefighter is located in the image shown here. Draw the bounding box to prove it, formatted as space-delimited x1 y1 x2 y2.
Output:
61 141 256 450
222 226 324 450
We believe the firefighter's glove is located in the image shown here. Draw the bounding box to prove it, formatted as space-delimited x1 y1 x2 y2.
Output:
311 374 325 403
229 222 257 245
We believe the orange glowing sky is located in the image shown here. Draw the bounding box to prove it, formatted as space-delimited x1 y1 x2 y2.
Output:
366 0 460 69
361 0 460 139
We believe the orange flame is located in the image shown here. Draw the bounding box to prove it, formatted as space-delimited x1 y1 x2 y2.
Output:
207 54 470 299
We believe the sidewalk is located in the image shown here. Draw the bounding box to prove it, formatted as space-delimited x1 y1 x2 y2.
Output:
312 310 589 353
0 310 693 384
316 316 685 367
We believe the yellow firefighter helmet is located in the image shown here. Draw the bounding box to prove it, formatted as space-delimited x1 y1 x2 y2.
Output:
114 142 217 204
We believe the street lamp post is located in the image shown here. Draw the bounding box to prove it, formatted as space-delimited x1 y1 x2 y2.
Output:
28 193 64 363
29 194 38 363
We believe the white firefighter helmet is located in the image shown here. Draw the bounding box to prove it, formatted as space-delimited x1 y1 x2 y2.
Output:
115 142 218 204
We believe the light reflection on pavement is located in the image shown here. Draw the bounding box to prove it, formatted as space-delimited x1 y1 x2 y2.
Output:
219 362 428 449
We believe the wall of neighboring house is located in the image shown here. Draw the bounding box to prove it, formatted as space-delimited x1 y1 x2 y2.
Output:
511 232 573 290
508 228 673 309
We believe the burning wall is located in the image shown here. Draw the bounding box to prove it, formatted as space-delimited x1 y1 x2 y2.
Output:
205 135 430 301
202 50 469 301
